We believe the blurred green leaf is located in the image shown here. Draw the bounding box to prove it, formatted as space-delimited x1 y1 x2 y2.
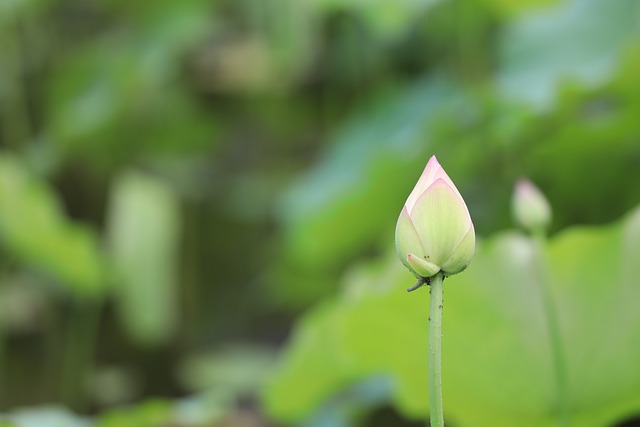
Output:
1 406 89 427
0 276 48 333
96 400 172 427
0 153 106 296
105 0 211 48
179 345 276 395
0 395 232 427
44 2 215 171
300 377 393 427
46 45 214 167
266 205 640 426
265 302 360 421
316 0 444 39
172 390 231 426
280 78 458 266
274 29 640 307
273 79 466 305
497 0 640 108
482 0 559 16
90 365 141 407
106 171 181 346
0 0 51 25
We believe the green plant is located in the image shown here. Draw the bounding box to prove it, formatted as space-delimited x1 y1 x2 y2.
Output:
266 203 640 427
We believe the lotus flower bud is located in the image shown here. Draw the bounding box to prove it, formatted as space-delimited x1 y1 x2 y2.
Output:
395 156 475 279
512 179 551 233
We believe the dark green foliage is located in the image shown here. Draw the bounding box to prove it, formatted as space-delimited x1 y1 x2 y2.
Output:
1 0 640 425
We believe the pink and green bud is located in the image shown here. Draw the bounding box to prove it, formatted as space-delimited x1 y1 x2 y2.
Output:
395 156 475 279
512 179 551 232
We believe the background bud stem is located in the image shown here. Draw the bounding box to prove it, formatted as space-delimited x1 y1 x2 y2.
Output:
532 232 570 427
429 272 445 427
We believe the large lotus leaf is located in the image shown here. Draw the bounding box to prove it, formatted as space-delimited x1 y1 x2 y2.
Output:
497 0 639 108
266 302 363 421
265 205 640 426
0 154 106 296
105 171 181 346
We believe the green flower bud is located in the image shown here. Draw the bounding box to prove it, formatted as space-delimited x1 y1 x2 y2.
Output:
512 179 551 233
395 156 475 279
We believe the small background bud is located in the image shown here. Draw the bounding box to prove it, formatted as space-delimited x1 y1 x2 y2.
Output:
512 179 552 232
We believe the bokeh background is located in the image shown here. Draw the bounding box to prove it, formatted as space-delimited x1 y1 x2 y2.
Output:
1 0 640 425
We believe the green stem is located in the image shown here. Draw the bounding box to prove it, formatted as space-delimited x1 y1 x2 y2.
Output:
533 232 570 427
0 263 9 406
429 272 444 427
0 6 32 150
60 299 102 411
0 324 5 406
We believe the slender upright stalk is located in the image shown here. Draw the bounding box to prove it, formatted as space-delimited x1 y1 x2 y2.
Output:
532 232 570 427
0 324 5 404
429 272 444 427
60 299 102 410
0 7 33 150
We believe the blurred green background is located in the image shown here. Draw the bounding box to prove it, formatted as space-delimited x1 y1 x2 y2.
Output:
1 0 640 425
